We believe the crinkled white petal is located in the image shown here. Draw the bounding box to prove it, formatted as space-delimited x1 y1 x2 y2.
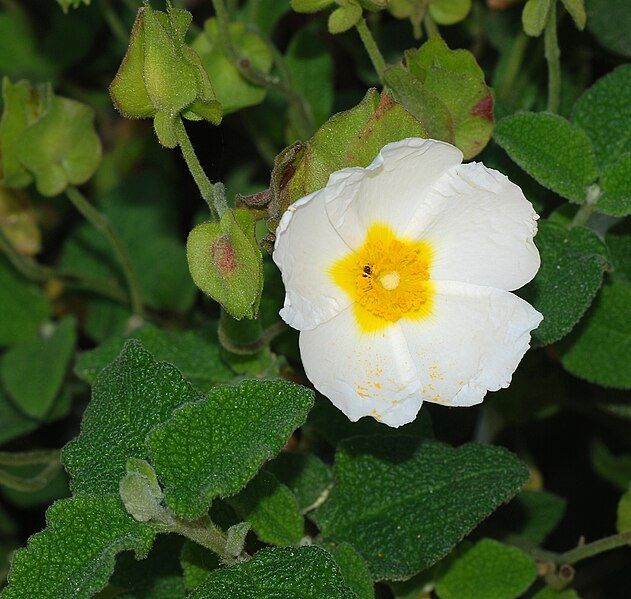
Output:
325 138 463 248
273 179 358 331
400 281 543 408
299 307 423 427
405 162 540 291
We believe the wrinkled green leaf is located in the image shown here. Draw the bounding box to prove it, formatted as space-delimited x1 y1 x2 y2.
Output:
227 470 304 546
0 316 76 419
435 539 536 599
2 495 154 599
315 436 529 580
148 379 314 519
494 112 598 202
571 65 631 171
324 542 375 599
190 546 357 598
75 324 233 392
265 452 332 513
520 221 609 345
598 153 631 216
559 281 631 389
63 340 203 496
180 541 220 592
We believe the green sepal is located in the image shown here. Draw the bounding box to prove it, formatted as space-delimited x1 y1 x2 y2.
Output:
187 208 263 320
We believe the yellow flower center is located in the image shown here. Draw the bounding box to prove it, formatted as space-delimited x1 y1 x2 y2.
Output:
330 224 434 332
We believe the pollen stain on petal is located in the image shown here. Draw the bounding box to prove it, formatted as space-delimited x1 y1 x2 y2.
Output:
371 408 382 421
330 223 434 332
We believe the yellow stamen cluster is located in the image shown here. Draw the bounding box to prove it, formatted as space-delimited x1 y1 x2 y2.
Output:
331 224 433 331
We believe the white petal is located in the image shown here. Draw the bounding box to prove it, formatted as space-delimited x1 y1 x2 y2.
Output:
407 162 540 291
325 138 463 248
400 281 543 407
299 307 423 427
273 182 356 331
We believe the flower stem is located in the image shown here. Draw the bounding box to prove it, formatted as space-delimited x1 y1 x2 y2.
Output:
66 185 144 319
544 0 561 113
423 13 440 39
211 0 314 139
355 18 387 84
562 530 631 564
570 184 601 228
173 118 228 219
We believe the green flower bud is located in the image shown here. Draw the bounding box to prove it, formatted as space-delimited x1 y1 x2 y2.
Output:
187 208 263 320
328 0 363 34
109 5 222 147
0 78 102 197
291 0 336 12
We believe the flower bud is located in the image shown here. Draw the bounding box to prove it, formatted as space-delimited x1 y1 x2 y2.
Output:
109 5 222 147
187 208 263 320
328 0 363 34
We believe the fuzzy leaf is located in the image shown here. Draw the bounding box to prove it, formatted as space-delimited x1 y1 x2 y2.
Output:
429 0 472 26
598 153 631 216
324 542 375 599
522 0 552 37
315 436 529 580
180 541 220 592
559 281 631 389
571 65 631 171
190 546 357 598
585 0 631 58
75 324 233 392
520 221 609 345
265 453 333 513
63 340 203 496
148 380 314 519
434 539 537 599
508 491 566 544
2 495 154 599
494 112 598 203
227 470 303 546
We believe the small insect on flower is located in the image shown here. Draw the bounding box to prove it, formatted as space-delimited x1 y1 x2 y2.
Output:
273 138 543 427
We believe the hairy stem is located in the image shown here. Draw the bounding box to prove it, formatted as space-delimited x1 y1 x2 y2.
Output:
544 0 561 112
423 13 440 39
211 0 314 139
571 184 601 228
66 186 144 318
355 18 387 84
562 530 631 565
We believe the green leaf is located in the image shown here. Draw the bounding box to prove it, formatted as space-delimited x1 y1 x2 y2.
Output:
57 0 91 13
190 546 357 598
285 23 334 131
585 0 631 58
559 281 631 389
0 316 76 419
494 112 598 203
605 224 630 282
434 539 536 599
502 490 567 544
16 95 102 197
63 340 203 496
315 436 529 580
227 470 304 546
520 221 609 345
328 2 362 34
291 0 336 12
107 535 185 599
306 396 433 447
0 257 50 347
598 153 631 216
560 0 586 30
589 439 631 490
617 487 631 533
522 0 552 37
148 379 314 519
192 19 273 114
180 541 219 592
75 324 233 392
571 65 631 171
239 0 291 37
2 495 154 599
324 542 375 599
429 0 472 26
265 452 333 513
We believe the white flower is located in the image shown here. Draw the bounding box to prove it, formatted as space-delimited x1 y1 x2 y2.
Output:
273 138 543 427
